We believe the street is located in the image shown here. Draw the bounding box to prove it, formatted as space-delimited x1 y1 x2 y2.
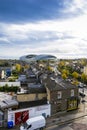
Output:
1 87 87 130
45 116 87 130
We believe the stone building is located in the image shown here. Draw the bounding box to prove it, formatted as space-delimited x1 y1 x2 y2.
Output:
43 76 79 114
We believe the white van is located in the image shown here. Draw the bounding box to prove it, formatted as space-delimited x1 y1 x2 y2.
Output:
20 116 46 130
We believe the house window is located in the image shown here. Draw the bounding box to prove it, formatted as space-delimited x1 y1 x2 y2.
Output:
71 89 74 97
57 91 62 99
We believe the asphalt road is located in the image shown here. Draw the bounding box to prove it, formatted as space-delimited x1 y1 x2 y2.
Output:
45 116 87 130
1 111 87 130
1 125 20 130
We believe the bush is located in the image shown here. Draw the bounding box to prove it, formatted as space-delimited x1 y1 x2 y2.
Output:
0 85 19 93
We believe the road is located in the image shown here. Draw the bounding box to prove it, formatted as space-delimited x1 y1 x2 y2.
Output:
45 116 87 130
79 87 87 96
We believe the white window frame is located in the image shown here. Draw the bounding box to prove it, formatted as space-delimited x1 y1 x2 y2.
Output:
57 91 62 99
71 89 74 97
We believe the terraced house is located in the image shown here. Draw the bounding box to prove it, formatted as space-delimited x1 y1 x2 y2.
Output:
41 75 79 114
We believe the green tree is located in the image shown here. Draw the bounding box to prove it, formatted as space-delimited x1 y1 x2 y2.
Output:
12 70 18 76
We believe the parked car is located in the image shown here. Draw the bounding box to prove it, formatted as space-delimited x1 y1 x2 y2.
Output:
20 116 46 130
79 92 85 97
78 83 86 88
81 99 86 103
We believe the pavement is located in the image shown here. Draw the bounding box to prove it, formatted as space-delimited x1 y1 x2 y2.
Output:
46 102 87 128
46 110 86 127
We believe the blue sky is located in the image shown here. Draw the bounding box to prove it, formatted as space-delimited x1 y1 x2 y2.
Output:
0 0 87 59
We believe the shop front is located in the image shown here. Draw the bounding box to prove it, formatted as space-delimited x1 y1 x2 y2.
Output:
67 97 78 111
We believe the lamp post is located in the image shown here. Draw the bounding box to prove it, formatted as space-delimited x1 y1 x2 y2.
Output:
82 84 86 112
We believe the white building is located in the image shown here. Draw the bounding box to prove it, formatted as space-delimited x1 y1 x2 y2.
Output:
8 104 51 126
0 81 20 87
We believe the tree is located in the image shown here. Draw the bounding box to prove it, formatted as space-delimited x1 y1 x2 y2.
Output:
72 80 79 86
72 71 79 79
62 73 67 80
81 73 87 83
59 61 65 67
16 63 21 72
47 66 53 72
62 69 69 77
12 70 18 76
24 64 29 69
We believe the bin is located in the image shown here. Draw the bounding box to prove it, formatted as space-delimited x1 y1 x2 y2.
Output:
7 121 13 128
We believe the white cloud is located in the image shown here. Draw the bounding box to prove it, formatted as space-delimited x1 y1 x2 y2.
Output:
0 37 10 43
63 0 87 15
0 0 87 58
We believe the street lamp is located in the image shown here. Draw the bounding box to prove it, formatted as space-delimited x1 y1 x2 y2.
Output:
81 85 86 112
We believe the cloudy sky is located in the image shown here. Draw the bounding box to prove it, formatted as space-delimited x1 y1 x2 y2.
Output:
0 0 87 59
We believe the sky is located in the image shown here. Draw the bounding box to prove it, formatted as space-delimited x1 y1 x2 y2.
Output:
0 0 87 59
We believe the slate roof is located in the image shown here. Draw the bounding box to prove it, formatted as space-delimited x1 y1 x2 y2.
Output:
19 99 47 109
0 92 18 109
28 83 46 93
44 76 77 91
